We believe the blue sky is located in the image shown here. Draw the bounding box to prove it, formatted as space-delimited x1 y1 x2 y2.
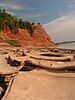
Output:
0 0 75 42
0 0 74 24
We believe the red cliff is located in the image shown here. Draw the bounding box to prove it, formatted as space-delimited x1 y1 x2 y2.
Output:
2 25 54 48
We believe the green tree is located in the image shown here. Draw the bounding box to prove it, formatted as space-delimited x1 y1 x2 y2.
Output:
0 9 34 35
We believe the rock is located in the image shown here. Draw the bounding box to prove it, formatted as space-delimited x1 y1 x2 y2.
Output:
3 25 54 47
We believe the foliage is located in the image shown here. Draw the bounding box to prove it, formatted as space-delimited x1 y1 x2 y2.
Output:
24 21 33 34
18 19 33 34
6 39 20 47
0 9 34 35
38 23 40 25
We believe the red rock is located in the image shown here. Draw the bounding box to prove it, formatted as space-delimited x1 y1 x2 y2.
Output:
2 25 54 48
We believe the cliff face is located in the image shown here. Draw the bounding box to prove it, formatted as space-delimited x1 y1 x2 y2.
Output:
2 25 54 47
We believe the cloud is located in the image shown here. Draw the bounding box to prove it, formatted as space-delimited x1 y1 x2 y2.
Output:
0 2 23 10
28 0 35 2
28 12 49 18
67 5 73 8
0 1 34 11
72 0 75 3
0 1 34 17
17 12 49 21
43 12 75 42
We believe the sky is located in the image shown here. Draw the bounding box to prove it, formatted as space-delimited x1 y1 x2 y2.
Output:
0 0 75 42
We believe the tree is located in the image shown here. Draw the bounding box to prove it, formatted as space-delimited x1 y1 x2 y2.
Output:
32 22 35 25
0 9 34 35
2 9 6 13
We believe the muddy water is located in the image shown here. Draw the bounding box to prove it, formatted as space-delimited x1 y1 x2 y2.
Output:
56 42 75 49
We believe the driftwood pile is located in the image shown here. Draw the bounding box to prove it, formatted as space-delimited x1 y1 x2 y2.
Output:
26 49 75 70
0 48 75 99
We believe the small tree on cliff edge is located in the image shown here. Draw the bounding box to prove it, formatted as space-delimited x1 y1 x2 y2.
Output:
24 21 33 35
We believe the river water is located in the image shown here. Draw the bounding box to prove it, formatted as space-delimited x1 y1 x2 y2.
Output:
56 42 75 49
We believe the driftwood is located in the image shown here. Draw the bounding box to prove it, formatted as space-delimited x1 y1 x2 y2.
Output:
1 62 26 76
2 77 14 100
0 86 3 96
0 65 19 76
30 50 67 57
39 51 70 57
0 55 25 75
28 58 75 70
5 55 27 62
26 52 74 61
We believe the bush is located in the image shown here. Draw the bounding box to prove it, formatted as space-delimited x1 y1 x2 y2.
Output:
6 39 20 47
0 9 34 35
19 20 33 35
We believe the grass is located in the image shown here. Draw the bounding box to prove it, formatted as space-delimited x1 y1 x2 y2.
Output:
6 39 20 47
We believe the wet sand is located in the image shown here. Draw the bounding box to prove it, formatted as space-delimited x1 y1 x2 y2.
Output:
5 70 75 100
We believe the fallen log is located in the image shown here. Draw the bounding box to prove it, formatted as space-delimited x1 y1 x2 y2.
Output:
0 55 24 76
2 77 14 100
5 55 27 62
30 50 69 57
40 52 69 57
26 52 74 61
28 58 75 70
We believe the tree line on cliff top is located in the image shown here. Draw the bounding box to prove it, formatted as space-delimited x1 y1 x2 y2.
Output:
0 9 40 35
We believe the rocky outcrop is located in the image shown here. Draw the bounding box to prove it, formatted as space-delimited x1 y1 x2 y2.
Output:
3 25 54 47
